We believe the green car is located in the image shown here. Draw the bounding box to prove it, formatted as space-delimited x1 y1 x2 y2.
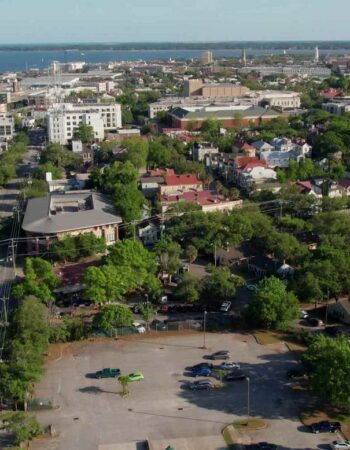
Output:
126 371 144 382
95 368 121 379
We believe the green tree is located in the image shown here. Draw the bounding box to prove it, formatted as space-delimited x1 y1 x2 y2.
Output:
139 303 156 329
175 273 200 303
246 276 299 330
0 412 42 445
93 304 133 334
50 236 78 262
290 271 323 303
153 238 182 279
185 245 198 269
313 131 346 158
302 335 350 409
75 233 106 257
201 267 243 304
33 163 64 180
73 123 95 143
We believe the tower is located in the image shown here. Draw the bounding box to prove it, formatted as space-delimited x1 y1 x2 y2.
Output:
315 46 319 63
242 48 247 67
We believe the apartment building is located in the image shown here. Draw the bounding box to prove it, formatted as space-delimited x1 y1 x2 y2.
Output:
183 79 250 98
47 102 122 144
0 113 14 141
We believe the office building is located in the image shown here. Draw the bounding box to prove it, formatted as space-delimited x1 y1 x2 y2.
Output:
0 113 14 141
47 102 122 144
200 51 213 65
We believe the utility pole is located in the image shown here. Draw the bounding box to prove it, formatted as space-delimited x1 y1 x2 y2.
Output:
10 238 16 278
202 310 207 349
246 377 250 424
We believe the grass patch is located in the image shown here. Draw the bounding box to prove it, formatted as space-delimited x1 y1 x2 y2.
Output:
222 425 234 446
254 330 283 345
301 407 350 440
232 418 266 430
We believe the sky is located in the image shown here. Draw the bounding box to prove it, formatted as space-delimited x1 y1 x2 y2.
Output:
0 0 349 44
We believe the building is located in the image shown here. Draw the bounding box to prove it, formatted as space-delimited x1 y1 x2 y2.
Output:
240 65 331 77
183 79 249 98
192 142 219 162
138 222 161 246
47 102 122 144
231 158 277 190
259 91 301 109
200 51 213 65
168 105 281 130
0 113 14 141
159 174 203 196
322 100 350 116
22 191 122 253
329 299 350 325
160 190 243 213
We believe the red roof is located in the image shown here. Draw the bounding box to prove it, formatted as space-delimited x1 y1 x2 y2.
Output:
164 174 201 186
339 179 350 189
295 180 312 192
319 88 342 98
235 141 254 150
234 156 260 168
161 190 231 206
148 169 175 177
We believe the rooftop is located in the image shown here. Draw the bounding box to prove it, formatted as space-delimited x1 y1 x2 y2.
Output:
164 174 201 186
170 105 280 120
22 191 122 235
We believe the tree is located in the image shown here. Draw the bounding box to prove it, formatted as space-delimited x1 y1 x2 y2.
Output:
93 304 133 334
139 304 156 329
118 375 129 397
0 412 42 445
246 276 299 330
75 233 106 257
33 163 63 180
148 140 172 168
12 258 58 303
50 236 78 262
153 238 181 279
113 183 145 222
175 273 200 303
290 271 323 303
313 131 346 158
201 267 243 304
73 123 95 143
121 138 149 169
185 245 198 269
302 335 350 409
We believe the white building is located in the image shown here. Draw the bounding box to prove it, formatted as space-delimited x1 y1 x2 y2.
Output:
259 91 301 109
47 103 122 145
0 113 14 141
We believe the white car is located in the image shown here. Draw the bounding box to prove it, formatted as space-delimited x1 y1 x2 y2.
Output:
300 310 309 319
219 361 240 370
133 322 146 334
331 441 350 450
220 301 231 312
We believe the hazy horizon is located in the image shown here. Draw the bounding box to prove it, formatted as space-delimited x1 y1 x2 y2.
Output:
1 0 349 44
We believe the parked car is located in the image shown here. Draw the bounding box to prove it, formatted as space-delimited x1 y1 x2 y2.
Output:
248 443 277 450
310 420 341 433
95 368 120 379
307 317 324 327
133 322 146 334
224 370 246 381
190 362 214 370
150 320 167 331
245 281 257 291
209 351 230 360
286 368 306 380
331 440 350 449
219 361 240 370
220 301 231 312
188 380 214 391
125 372 144 382
191 367 212 377
300 310 309 319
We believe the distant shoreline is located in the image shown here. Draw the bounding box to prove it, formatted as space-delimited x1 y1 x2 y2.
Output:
2 41 350 52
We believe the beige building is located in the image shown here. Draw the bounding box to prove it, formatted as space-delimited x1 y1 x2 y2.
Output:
22 191 122 253
183 79 250 98
159 174 203 196
200 51 213 65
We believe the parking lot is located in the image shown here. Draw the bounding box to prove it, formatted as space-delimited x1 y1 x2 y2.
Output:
33 332 337 450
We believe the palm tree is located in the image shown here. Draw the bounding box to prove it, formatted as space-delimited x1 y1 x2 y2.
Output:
185 245 198 271
118 376 129 397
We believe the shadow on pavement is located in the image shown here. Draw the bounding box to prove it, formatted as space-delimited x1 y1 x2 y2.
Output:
78 386 118 395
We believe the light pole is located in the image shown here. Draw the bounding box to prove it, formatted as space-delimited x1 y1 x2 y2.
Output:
202 310 207 349
246 376 250 424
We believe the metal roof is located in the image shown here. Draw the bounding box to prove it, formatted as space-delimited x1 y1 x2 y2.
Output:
22 191 122 235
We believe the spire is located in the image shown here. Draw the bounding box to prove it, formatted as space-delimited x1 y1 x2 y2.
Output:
242 48 247 67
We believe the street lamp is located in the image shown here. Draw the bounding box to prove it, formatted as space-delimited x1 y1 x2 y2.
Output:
246 376 250 424
202 310 207 349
